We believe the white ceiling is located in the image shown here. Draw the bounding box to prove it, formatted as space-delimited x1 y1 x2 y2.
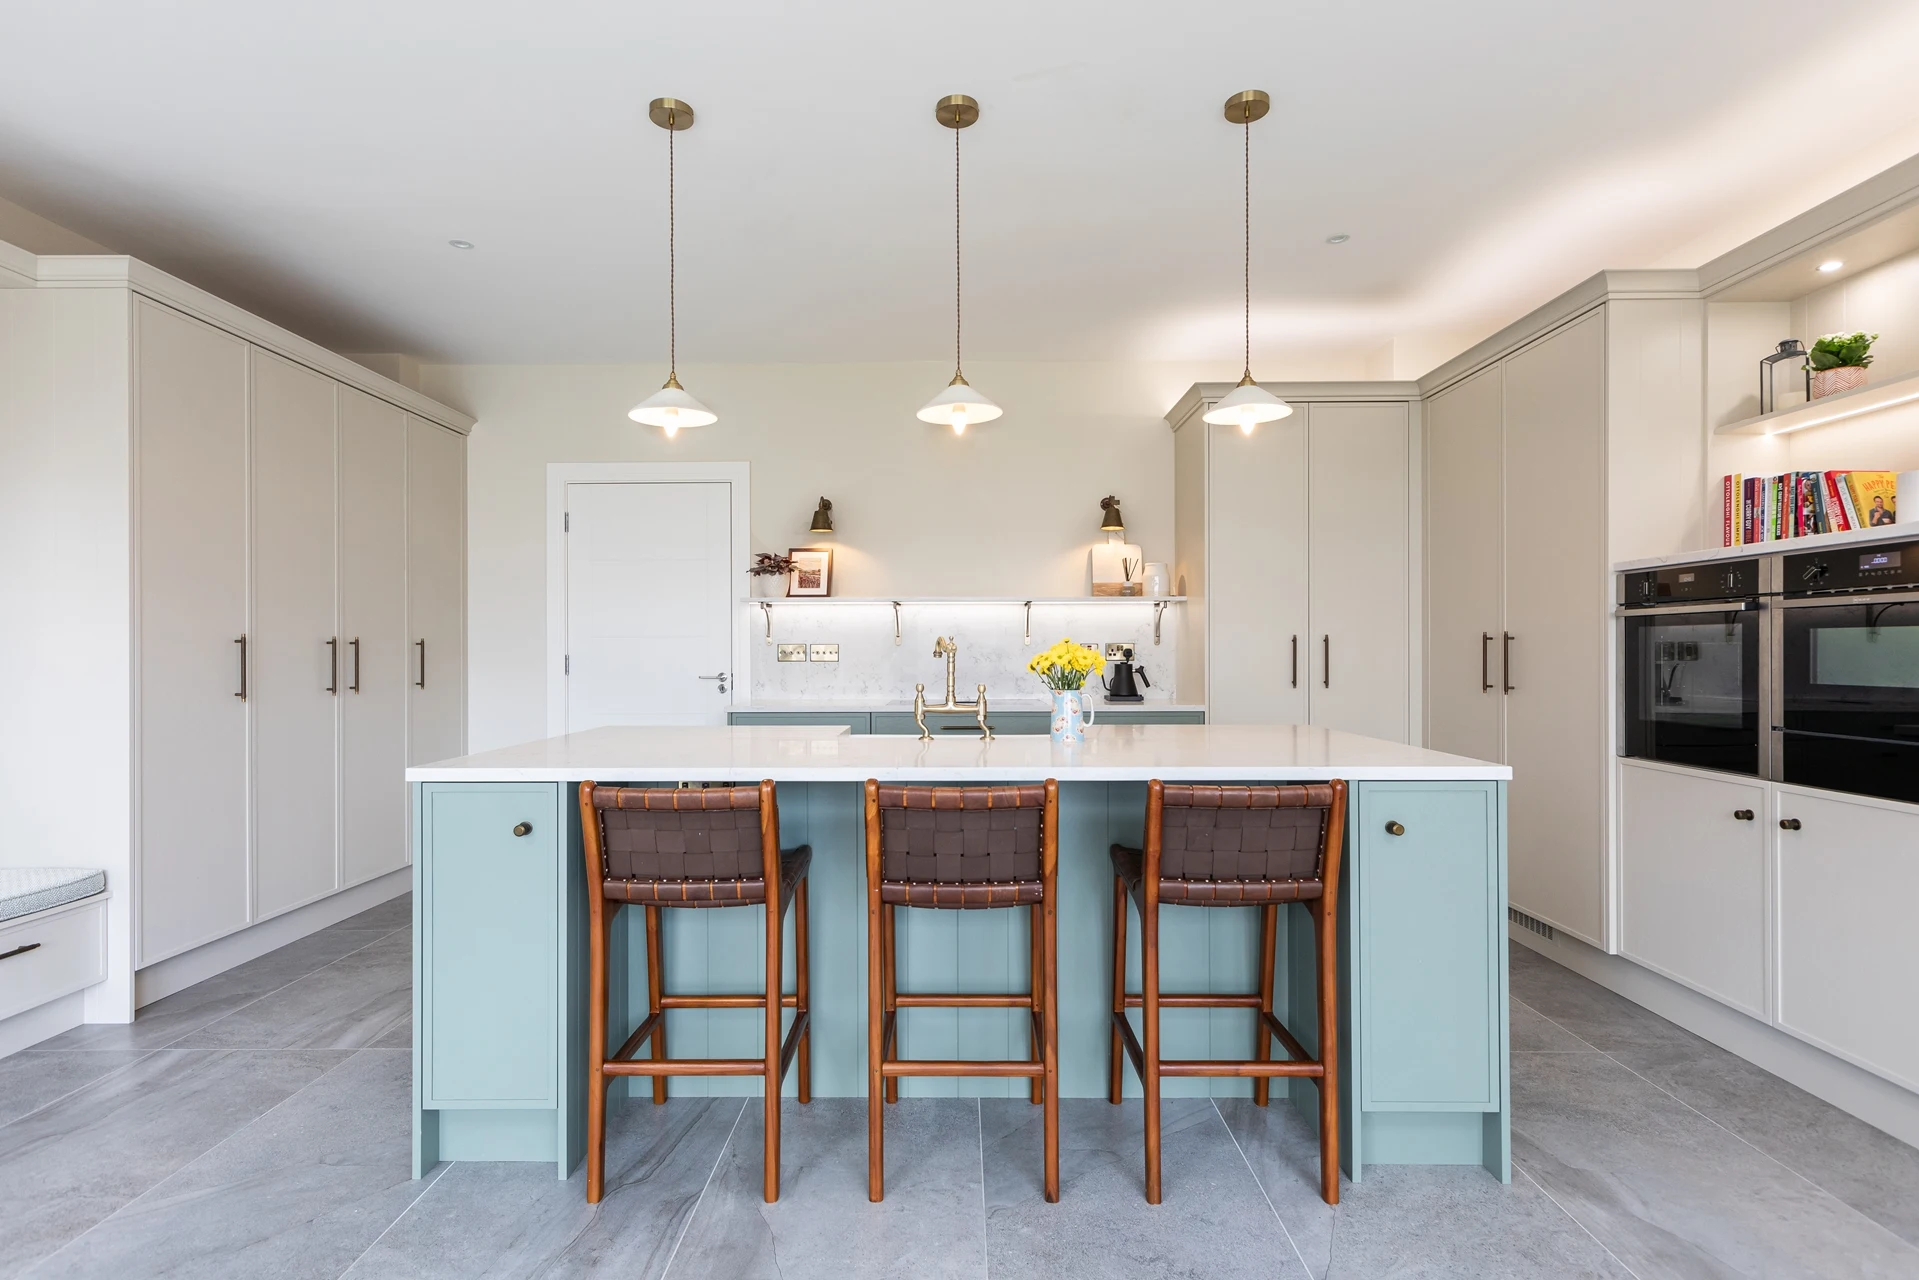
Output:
5 1 1919 371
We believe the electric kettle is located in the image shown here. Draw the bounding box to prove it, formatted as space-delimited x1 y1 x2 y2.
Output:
1102 661 1149 703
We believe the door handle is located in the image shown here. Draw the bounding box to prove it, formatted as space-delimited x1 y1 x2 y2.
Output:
1502 632 1515 693
1322 635 1330 689
698 671 730 694
234 635 248 701
1290 635 1298 689
1780 817 1802 831
1481 633 1494 692
326 637 339 694
1733 809 1755 821
415 639 426 689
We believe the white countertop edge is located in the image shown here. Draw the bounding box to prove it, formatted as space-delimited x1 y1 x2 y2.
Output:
408 765 1510 783
730 701 1209 714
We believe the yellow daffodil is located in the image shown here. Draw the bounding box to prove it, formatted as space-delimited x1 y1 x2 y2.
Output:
1028 638 1107 691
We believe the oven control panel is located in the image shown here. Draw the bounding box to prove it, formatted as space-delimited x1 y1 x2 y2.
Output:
1784 539 1919 595
1621 558 1761 605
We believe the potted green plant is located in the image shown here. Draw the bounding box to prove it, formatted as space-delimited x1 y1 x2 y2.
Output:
748 552 797 598
1807 331 1877 400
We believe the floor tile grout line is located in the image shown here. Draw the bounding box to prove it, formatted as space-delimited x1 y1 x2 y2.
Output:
1211 1099 1316 1279
1510 992 1919 1251
1510 1152 1644 1280
18 1046 371 1274
335 1158 453 1278
977 1098 989 1280
659 1098 749 1280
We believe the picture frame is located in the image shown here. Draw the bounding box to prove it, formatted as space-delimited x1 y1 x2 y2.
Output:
786 546 833 597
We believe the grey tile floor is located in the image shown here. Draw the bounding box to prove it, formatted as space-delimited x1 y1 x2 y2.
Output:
2 898 1915 1278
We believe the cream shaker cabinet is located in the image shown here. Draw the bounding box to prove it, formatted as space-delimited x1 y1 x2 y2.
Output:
406 416 466 769
135 301 252 964
1423 365 1505 764
1172 390 1416 742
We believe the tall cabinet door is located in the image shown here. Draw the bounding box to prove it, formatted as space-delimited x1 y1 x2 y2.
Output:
408 417 465 766
251 350 340 919
1424 366 1505 762
136 301 251 965
1307 402 1411 743
1502 311 1606 942
339 388 409 885
1206 418 1309 724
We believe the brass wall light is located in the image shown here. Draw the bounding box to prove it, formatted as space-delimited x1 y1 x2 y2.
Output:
916 94 1002 436
1202 89 1294 436
809 497 835 535
628 97 717 437
1099 496 1125 535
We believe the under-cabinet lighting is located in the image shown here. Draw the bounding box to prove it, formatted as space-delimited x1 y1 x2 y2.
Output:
1770 389 1919 435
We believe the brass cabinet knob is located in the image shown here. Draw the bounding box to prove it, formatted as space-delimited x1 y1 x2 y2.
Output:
1733 809 1755 821
1779 818 1802 831
512 822 533 837
1384 821 1406 837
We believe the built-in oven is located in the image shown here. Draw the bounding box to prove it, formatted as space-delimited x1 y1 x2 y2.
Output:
1618 557 1773 778
1777 539 1919 805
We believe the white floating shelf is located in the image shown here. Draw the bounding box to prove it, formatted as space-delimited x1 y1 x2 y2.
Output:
1716 366 1919 436
739 596 1186 605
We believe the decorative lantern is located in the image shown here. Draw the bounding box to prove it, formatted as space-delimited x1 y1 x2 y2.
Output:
1759 339 1810 415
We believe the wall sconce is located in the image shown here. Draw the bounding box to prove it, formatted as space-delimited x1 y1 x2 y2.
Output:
1099 495 1125 538
1760 340 1809 415
809 497 835 535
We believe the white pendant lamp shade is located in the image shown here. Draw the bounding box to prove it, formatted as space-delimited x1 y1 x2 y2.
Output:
916 375 1002 435
1203 380 1294 433
628 378 717 436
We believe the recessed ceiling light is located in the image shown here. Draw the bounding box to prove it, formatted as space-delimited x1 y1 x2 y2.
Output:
447 239 474 250
1818 259 1843 272
1325 233 1350 245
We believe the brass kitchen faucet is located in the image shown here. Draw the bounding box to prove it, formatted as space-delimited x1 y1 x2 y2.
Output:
912 636 993 740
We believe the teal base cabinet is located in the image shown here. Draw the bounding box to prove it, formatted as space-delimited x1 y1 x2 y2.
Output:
410 776 1505 1183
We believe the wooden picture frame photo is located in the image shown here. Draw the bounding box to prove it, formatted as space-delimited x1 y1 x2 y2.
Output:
787 546 833 597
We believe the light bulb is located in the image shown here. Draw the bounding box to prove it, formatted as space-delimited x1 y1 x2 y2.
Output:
663 419 679 439
1239 419 1256 436
951 411 967 436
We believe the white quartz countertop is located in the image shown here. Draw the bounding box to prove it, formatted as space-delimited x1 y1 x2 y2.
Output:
732 699 1208 714
1613 525 1914 572
406 724 1510 783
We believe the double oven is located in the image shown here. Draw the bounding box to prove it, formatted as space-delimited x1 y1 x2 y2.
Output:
1618 536 1919 805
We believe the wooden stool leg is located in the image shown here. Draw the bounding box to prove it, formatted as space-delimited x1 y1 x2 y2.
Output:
1254 903 1278 1108
586 909 610 1203
1142 892 1162 1204
645 905 667 1105
1029 902 1044 1105
763 886 784 1203
882 904 899 1106
1314 899 1341 1206
1042 887 1060 1203
795 877 811 1105
867 871 885 1200
1109 875 1127 1105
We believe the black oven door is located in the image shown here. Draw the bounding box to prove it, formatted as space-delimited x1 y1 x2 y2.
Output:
1780 592 1919 804
1620 602 1763 776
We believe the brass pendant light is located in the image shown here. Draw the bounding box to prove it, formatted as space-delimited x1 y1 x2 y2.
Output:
629 97 717 437
917 94 1002 435
1202 89 1293 435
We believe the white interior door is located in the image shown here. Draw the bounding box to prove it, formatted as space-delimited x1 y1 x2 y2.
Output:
1207 418 1309 724
407 417 465 767
251 349 339 920
135 300 251 965
339 387 409 886
1424 367 1506 762
564 481 735 730
1307 402 1411 743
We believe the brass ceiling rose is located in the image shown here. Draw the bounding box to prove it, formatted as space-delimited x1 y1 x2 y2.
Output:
935 94 980 129
1223 89 1270 125
648 97 695 130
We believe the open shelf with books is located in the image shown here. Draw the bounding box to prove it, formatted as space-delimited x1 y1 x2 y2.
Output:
1722 469 1901 546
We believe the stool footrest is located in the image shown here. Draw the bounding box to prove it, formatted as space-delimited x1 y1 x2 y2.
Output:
605 1058 767 1077
881 1060 1043 1078
660 993 799 1009
1121 992 1262 1008
1159 1060 1324 1079
893 992 1032 1008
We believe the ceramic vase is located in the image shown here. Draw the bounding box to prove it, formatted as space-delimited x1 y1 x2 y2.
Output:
752 574 783 599
1050 688 1095 745
1810 366 1868 400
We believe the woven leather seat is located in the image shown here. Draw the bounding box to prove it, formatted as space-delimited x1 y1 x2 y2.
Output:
580 781 811 1206
1111 784 1334 906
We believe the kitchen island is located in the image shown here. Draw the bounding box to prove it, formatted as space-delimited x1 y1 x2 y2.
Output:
407 724 1511 1185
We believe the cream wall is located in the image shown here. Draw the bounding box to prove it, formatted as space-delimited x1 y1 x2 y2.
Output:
0 193 111 256
417 357 1316 752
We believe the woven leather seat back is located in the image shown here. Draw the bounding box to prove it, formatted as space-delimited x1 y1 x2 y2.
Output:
874 784 1046 885
589 785 763 883
1158 784 1336 884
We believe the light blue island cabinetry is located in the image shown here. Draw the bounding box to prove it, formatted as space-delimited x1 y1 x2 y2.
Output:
409 725 1507 1183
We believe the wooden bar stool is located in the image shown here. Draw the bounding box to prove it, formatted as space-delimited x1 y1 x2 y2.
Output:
1109 779 1347 1205
864 780 1059 1203
579 780 811 1204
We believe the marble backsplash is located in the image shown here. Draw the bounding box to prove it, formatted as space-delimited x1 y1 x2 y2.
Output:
745 599 1184 705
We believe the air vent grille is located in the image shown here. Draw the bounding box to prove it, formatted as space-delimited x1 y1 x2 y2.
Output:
1508 906 1556 941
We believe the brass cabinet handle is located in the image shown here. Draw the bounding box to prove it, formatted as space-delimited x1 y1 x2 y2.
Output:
1502 632 1515 693
326 637 339 694
350 638 361 693
1780 817 1802 831
512 822 533 837
1481 633 1494 692
1733 809 1755 821
415 639 426 689
234 635 248 701
1384 820 1406 837
0 941 42 962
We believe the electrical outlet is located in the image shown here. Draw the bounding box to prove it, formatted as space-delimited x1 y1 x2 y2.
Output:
1104 642 1135 661
776 643 808 663
808 643 839 663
